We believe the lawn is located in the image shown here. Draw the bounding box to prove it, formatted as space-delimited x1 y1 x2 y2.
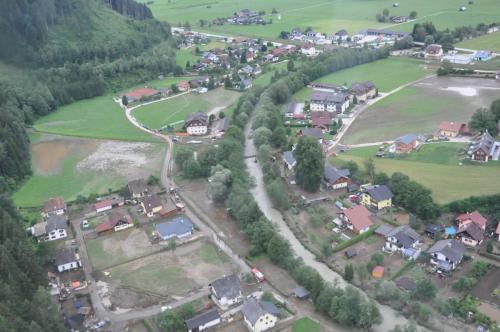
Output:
292 318 321 332
455 31 500 52
132 88 240 129
253 61 290 87
332 143 500 203
34 94 158 142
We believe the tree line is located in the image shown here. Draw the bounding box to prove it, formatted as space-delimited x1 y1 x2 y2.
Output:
101 0 153 20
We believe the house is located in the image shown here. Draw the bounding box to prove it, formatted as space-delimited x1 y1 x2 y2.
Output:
424 224 444 238
96 212 134 234
185 309 221 332
468 131 500 162
349 81 376 102
123 88 160 103
391 15 409 23
356 28 408 39
142 195 163 217
457 222 484 247
335 29 349 41
127 179 149 198
310 90 349 113
301 43 316 56
246 51 254 62
338 205 373 234
94 200 113 214
425 44 443 60
393 134 423 153
298 128 323 144
309 82 342 92
310 111 334 130
242 297 279 332
55 248 81 273
442 53 473 65
155 215 194 240
345 247 357 259
456 211 487 231
427 239 465 272
217 118 230 134
437 121 468 137
239 65 254 76
42 197 67 219
209 274 243 309
473 50 493 61
384 225 421 259
31 215 68 241
361 185 393 210
240 79 253 90
178 81 190 92
283 151 296 170
185 112 208 136
323 164 350 190
395 277 416 292
292 286 310 300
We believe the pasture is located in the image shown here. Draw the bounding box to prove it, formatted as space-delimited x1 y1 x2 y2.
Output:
292 318 321 332
132 87 240 129
342 76 500 145
332 143 500 203
455 32 500 52
141 0 500 40
13 134 164 207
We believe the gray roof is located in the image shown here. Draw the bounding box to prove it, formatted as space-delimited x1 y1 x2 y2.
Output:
185 112 208 126
364 185 393 202
292 286 310 298
469 131 495 155
311 90 348 104
210 274 241 299
374 224 395 237
143 194 162 213
260 301 280 317
457 222 484 242
396 277 416 291
55 248 77 266
155 216 194 237
300 128 323 140
427 239 465 263
335 29 348 36
283 151 296 167
185 309 220 330
388 225 420 248
218 117 230 131
128 179 148 195
350 81 376 94
425 224 444 234
396 133 418 145
242 297 278 326
45 215 67 233
324 164 350 184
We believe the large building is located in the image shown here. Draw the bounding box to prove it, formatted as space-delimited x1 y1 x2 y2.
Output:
349 81 376 102
185 112 208 136
468 131 500 162
310 90 349 113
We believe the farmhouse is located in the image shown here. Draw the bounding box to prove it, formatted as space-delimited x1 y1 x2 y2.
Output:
185 112 208 136
424 44 443 60
473 50 493 61
55 248 81 273
310 111 334 130
393 134 423 153
323 164 350 190
457 222 484 247
95 212 134 234
310 90 350 113
361 185 393 210
185 309 221 332
242 297 279 332
298 128 323 144
356 28 408 39
338 205 373 234
427 239 465 272
127 179 149 198
437 121 468 138
456 211 487 231
309 82 342 92
155 215 194 240
142 194 163 217
31 215 68 242
384 225 421 259
468 131 500 162
217 118 230 134
123 88 160 103
209 274 243 309
42 197 67 219
349 81 376 102
283 151 296 170
178 81 190 92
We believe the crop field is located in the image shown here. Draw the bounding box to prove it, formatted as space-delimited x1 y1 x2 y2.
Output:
132 87 240 129
13 134 164 207
332 143 500 203
342 76 500 145
141 0 500 40
455 32 500 52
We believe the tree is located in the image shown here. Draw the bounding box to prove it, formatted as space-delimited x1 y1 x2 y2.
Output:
344 264 354 281
147 175 160 185
167 239 177 252
382 8 390 16
471 261 489 278
409 11 418 19
240 50 247 64
486 240 493 253
294 136 324 192
413 278 437 300
253 127 272 147
469 108 498 135
185 60 190 69
452 276 477 292
373 172 390 185
173 65 184 75
279 31 290 39
121 95 128 106
271 8 278 14
208 166 232 203
390 322 418 332
174 147 193 166
224 76 232 88
364 158 376 181
271 126 287 148
208 76 215 90
489 99 500 122
267 234 292 267
219 111 225 119
287 59 295 71
182 159 201 178
356 264 369 287
267 180 289 210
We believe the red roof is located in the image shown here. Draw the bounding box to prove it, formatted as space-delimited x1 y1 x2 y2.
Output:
43 197 66 213
372 266 384 278
96 212 133 233
94 200 113 211
311 112 333 128
456 211 487 230
439 121 464 134
343 205 373 231
125 88 160 100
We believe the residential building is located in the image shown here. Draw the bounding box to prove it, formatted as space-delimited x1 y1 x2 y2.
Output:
473 50 493 61
301 43 316 56
349 81 376 102
142 195 163 217
31 215 68 241
96 212 134 234
393 134 423 153
456 211 487 231
292 286 310 300
310 111 334 130
442 53 473 65
338 205 373 234
155 216 193 240
209 274 243 309
323 164 350 190
496 222 500 241
361 185 393 210
424 44 443 60
427 239 465 272
242 297 279 332
384 225 421 259
310 90 349 113
283 151 296 170
217 118 230 134
309 82 342 92
395 277 416 292
437 121 468 137
298 128 323 144
468 131 500 162
55 248 81 273
185 309 221 332
356 28 408 39
94 200 113 214
41 197 67 219
457 222 484 247
391 15 409 23
240 79 253 90
335 29 349 41
178 81 190 92
127 179 149 198
185 112 208 136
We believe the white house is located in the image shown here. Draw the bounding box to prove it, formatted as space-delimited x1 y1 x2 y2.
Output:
209 274 243 309
185 309 221 332
310 90 349 113
427 239 465 272
185 112 208 136
301 43 316 56
384 225 421 260
30 215 68 242
41 197 66 219
242 297 279 332
55 248 82 273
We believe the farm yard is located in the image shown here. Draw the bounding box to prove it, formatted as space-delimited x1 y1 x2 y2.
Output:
342 76 500 145
331 143 500 203
13 134 164 207
456 31 500 52
131 87 240 129
141 0 500 40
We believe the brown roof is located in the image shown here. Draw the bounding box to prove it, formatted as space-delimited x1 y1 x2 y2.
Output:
456 211 487 230
311 112 333 128
94 200 113 210
96 212 133 233
43 197 66 213
125 88 160 100
143 195 162 213
342 205 373 231
439 121 463 134
458 222 484 242
426 44 442 54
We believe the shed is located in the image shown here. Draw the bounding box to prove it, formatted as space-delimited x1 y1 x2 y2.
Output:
395 277 416 291
374 224 394 237
292 286 310 300
372 266 384 278
345 248 357 259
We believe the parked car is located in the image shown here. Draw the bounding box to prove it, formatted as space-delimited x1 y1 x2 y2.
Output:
81 220 89 229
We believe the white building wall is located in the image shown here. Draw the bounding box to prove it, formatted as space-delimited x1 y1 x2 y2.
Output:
57 261 81 273
187 125 208 135
96 206 112 213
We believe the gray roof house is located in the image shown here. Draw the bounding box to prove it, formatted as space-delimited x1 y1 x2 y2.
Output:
185 309 221 332
310 90 349 113
364 185 393 200
209 274 243 308
283 151 296 170
155 216 194 240
324 164 350 189
217 117 230 132
55 248 81 273
242 297 279 332
292 286 310 300
385 225 421 259
427 239 465 272
299 128 324 142
46 215 67 233
396 277 416 291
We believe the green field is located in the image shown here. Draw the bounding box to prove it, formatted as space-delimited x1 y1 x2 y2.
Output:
455 32 500 52
132 88 240 129
253 61 291 87
175 41 227 67
332 143 500 203
141 0 500 40
292 318 321 332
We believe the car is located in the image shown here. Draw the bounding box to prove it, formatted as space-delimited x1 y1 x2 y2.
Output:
81 220 89 229
91 320 107 330
161 305 172 312
251 268 265 282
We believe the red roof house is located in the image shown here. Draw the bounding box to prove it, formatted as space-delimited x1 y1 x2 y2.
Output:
42 197 66 217
438 121 469 137
178 81 190 92
94 200 113 213
311 112 333 130
96 212 134 234
456 211 487 231
339 205 373 234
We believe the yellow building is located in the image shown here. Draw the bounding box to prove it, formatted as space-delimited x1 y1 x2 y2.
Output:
361 185 393 210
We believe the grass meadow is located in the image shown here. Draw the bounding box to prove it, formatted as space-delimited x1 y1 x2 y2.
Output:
292 318 321 332
455 32 500 52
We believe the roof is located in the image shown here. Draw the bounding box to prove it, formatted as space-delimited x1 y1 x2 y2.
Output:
427 239 465 263
55 248 77 266
335 29 348 36
310 83 341 91
218 118 230 131
342 205 373 231
45 215 67 233
396 277 416 291
324 164 350 184
426 44 442 54
350 81 375 94
372 266 384 277
311 90 348 104
425 224 444 234
96 212 133 233
283 151 296 167
242 297 278 325
210 274 241 299
185 309 220 330
311 111 334 128
345 247 357 258
458 222 484 242
128 179 148 195
387 225 420 248
155 216 194 237
474 50 492 58
395 134 418 145
185 112 208 126
124 88 160 100
439 121 464 133
94 199 113 210
300 128 323 140
456 211 487 230
143 195 162 213
374 224 395 237
32 222 48 237
43 197 66 213
292 286 310 298
364 185 393 202
260 301 280 317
